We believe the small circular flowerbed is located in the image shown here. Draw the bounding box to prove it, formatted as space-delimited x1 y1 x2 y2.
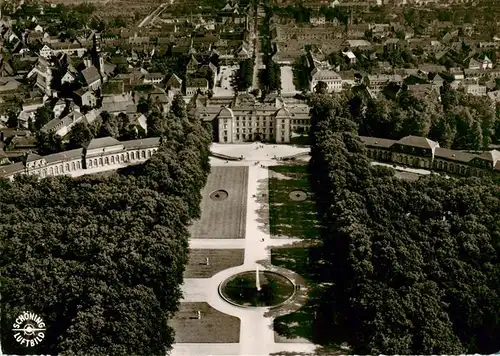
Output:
220 270 295 307
210 189 229 201
289 190 307 201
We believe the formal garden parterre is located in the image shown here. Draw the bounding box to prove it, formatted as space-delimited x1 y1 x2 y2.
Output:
189 166 248 239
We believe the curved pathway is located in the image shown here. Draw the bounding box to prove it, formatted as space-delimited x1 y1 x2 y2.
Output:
171 143 317 355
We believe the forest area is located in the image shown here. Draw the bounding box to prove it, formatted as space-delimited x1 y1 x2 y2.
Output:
341 83 500 151
308 93 500 354
0 99 212 355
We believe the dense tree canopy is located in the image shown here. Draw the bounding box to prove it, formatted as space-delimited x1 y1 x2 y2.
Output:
344 85 497 150
235 58 254 91
0 98 212 355
308 94 500 354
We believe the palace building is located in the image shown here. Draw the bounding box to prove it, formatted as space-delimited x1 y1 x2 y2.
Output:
192 93 311 143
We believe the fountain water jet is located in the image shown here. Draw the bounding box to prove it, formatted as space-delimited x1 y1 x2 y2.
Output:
256 264 261 291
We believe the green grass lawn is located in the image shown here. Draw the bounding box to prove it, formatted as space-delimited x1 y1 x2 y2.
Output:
268 165 319 239
271 246 350 352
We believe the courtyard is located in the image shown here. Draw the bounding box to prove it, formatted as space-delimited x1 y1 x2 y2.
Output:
280 65 299 94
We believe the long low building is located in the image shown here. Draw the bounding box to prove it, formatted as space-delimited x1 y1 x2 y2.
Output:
361 135 500 177
0 137 160 180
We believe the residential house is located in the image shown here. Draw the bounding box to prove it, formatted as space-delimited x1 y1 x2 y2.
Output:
41 110 84 137
18 97 46 128
101 94 135 116
81 66 102 90
186 55 199 74
166 73 183 93
27 57 53 96
343 50 356 64
481 55 493 70
73 89 97 108
468 58 481 70
52 99 66 118
366 74 403 93
143 73 164 84
61 70 76 85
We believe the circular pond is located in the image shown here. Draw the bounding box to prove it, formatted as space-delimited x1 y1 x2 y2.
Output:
220 270 295 307
210 189 229 201
289 190 307 201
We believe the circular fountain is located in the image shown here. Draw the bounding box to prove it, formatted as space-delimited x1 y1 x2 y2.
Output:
219 266 295 308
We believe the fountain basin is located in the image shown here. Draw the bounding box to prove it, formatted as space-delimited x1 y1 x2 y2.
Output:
219 270 295 308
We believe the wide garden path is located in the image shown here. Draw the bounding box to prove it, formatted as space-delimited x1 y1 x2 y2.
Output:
170 143 316 356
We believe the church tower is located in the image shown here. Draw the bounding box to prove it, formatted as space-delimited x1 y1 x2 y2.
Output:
90 34 103 72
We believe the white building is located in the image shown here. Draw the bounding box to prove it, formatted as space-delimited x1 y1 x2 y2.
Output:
310 68 342 93
0 137 161 180
194 94 310 143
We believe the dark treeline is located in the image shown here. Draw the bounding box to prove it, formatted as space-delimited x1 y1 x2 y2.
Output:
0 98 212 355
347 84 498 150
308 94 500 354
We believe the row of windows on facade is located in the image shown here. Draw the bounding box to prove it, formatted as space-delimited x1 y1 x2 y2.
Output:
367 149 487 177
224 119 309 128
28 149 155 178
225 118 295 123
224 128 276 135
87 149 153 168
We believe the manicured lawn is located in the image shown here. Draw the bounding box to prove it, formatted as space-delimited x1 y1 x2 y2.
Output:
271 246 350 353
170 302 240 343
189 166 248 239
184 249 244 278
268 165 319 239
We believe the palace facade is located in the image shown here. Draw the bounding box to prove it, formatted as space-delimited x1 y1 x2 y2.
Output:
192 94 310 143
0 137 160 180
